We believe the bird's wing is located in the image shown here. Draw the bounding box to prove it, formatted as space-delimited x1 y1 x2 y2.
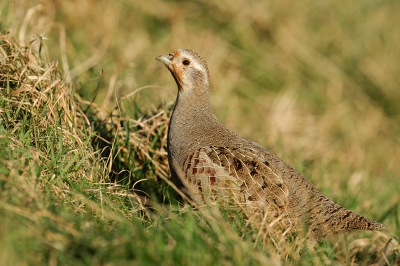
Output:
180 146 291 215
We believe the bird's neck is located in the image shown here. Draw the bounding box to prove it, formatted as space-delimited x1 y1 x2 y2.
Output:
168 84 222 158
171 84 216 124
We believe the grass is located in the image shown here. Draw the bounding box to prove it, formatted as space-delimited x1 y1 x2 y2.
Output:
1 0 399 265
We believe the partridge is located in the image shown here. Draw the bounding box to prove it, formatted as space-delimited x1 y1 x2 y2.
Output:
156 49 384 239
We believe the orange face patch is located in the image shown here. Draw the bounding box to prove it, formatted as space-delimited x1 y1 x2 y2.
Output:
169 50 185 91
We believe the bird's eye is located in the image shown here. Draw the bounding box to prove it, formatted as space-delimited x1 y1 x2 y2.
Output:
182 59 190 66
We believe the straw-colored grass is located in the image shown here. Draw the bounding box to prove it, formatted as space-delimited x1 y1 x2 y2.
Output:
1 0 399 265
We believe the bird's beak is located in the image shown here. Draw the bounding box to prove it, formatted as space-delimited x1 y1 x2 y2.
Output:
156 54 173 65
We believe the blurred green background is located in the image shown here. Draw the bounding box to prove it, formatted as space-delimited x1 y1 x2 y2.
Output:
1 0 399 264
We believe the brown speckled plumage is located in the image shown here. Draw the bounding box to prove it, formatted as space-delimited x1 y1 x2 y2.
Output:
156 49 384 239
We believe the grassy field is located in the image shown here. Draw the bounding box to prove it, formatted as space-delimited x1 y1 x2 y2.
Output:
1 0 399 265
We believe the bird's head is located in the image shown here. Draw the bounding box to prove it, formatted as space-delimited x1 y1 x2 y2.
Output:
156 49 210 93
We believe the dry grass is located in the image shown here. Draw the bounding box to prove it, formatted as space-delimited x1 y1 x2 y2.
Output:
1 0 399 265
0 34 96 185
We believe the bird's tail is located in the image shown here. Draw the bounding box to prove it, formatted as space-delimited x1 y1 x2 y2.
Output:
305 191 384 239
